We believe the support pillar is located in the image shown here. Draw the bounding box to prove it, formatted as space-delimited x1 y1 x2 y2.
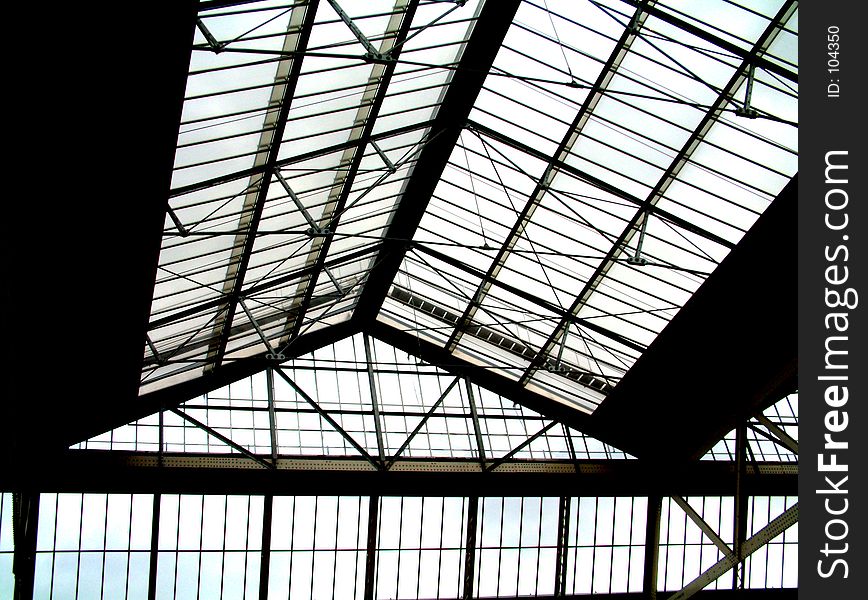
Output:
12 492 39 600
462 496 479 600
363 496 380 600
554 496 571 596
643 495 662 600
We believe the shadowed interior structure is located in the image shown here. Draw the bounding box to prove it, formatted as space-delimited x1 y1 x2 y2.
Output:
3 1 798 598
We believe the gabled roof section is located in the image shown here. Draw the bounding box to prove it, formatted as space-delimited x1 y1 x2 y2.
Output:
142 0 798 427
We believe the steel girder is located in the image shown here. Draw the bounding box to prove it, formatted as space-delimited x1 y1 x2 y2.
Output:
6 450 797 498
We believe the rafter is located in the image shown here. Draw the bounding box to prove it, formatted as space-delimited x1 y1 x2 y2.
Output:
352 0 523 325
204 1 320 371
278 0 420 347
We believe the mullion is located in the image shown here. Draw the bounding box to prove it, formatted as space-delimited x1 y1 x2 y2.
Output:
513 498 525 594
125 495 134 600
568 497 578 593
173 496 181 600
395 497 405 596
50 493 59 598
591 497 599 593
220 496 228 599
75 493 84 600
196 496 205 600
625 497 634 592
100 494 108 600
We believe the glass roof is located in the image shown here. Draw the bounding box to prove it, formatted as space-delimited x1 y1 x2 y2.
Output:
145 0 798 417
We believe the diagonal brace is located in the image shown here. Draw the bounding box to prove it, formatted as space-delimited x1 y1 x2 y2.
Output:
326 0 393 62
667 503 798 600
386 376 460 469
171 407 273 469
486 421 558 472
240 298 285 360
273 366 384 470
671 495 733 560
753 413 798 454
196 18 225 52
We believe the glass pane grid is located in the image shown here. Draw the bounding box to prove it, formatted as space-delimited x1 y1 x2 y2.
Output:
563 496 647 595
34 493 154 600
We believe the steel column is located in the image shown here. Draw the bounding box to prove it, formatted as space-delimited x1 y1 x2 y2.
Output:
266 368 279 465
554 496 571 597
732 424 748 589
363 496 380 600
464 379 487 468
643 495 662 600
12 492 39 600
147 493 161 600
462 496 479 600
258 495 274 600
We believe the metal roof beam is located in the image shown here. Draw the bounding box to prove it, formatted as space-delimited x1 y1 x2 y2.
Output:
519 1 798 386
168 119 434 199
205 2 320 370
15 451 798 498
467 120 735 251
352 0 523 326
278 0 420 346
444 1 653 353
617 0 797 84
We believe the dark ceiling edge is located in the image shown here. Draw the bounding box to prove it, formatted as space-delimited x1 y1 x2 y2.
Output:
65 319 363 449
593 175 798 462
2 2 200 466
